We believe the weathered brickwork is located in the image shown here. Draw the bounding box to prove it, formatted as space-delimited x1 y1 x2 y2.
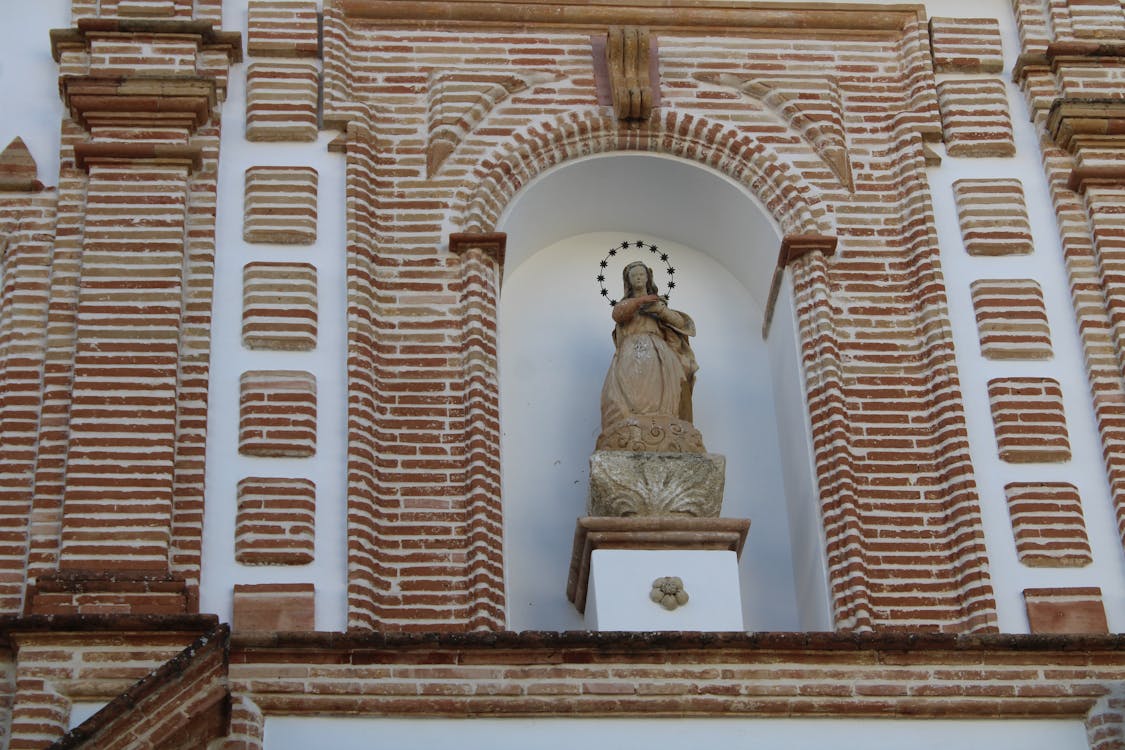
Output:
238 370 317 458
323 3 996 633
952 179 1034 256
1005 482 1093 567
6 620 216 750
242 261 318 351
247 0 320 58
970 279 1053 359
929 17 1004 73
14 13 240 619
1012 2 1125 554
3 1 1125 747
988 378 1071 463
246 61 320 142
0 181 57 615
936 78 1016 156
235 477 316 565
232 583 316 631
70 0 221 22
242 166 318 244
1024 587 1109 634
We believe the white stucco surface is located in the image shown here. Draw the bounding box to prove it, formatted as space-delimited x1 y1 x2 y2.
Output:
587 549 744 631
0 0 67 185
496 153 824 633
263 717 1089 750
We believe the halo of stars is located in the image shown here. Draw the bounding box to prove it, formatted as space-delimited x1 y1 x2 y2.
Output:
596 239 676 307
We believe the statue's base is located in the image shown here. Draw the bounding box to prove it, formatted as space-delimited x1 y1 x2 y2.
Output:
588 450 726 517
566 516 750 631
596 415 705 452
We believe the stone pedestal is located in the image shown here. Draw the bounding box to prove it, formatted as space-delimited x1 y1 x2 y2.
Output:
588 450 726 517
567 516 750 631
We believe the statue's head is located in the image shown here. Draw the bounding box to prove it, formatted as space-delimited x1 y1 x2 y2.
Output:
622 261 658 298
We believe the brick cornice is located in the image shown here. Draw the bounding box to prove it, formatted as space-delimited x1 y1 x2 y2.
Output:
60 76 219 134
1067 166 1125 194
72 142 204 173
333 0 926 38
50 18 243 63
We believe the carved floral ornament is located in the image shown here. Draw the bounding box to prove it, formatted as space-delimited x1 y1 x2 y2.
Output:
650 576 689 610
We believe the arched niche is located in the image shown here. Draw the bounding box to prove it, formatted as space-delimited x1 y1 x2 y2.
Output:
497 153 831 631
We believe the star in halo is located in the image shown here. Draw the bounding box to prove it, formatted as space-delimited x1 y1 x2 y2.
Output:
608 248 617 257
660 253 668 261
600 260 608 268
667 267 675 275
620 241 629 249
667 281 676 289
634 240 645 248
600 288 608 296
609 299 617 306
597 274 605 282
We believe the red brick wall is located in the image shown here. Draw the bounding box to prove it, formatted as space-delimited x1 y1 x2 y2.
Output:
324 2 996 632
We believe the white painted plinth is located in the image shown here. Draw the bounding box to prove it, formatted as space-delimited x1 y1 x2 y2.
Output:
586 548 744 631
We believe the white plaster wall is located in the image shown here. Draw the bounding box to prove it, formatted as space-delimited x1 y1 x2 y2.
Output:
497 151 830 632
263 717 1089 750
924 0 1125 633
199 0 350 631
0 0 68 184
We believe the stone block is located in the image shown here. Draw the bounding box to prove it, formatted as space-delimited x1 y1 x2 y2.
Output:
588 450 726 517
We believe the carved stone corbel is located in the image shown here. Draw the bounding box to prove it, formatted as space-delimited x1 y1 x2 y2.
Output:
603 27 657 123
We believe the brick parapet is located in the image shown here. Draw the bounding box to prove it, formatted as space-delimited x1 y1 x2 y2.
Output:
225 630 1125 725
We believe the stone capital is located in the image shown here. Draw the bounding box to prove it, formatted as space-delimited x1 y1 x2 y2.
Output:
449 231 507 269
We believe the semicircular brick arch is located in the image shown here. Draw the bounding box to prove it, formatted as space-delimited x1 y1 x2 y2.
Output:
454 107 833 238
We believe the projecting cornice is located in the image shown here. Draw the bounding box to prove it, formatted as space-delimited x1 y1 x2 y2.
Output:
50 17 243 63
332 0 927 39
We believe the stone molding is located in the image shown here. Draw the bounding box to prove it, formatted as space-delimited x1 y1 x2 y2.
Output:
566 516 750 614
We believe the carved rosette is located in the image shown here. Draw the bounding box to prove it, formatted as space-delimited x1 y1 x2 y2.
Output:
588 450 726 517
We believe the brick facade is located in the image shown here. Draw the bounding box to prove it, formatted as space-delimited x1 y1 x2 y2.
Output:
0 0 1123 747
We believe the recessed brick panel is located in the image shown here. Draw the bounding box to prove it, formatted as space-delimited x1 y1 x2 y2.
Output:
239 370 317 457
242 262 318 351
1005 482 1092 567
1024 587 1109 633
246 61 320 142
243 166 318 245
232 583 316 631
988 377 1071 462
247 0 320 58
235 477 316 565
937 78 1016 157
929 17 1004 73
970 279 1052 359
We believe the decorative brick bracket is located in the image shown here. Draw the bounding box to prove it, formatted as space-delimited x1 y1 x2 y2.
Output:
60 76 220 134
762 234 838 338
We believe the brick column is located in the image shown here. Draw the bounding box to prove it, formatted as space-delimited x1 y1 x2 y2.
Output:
449 232 505 631
24 18 240 615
